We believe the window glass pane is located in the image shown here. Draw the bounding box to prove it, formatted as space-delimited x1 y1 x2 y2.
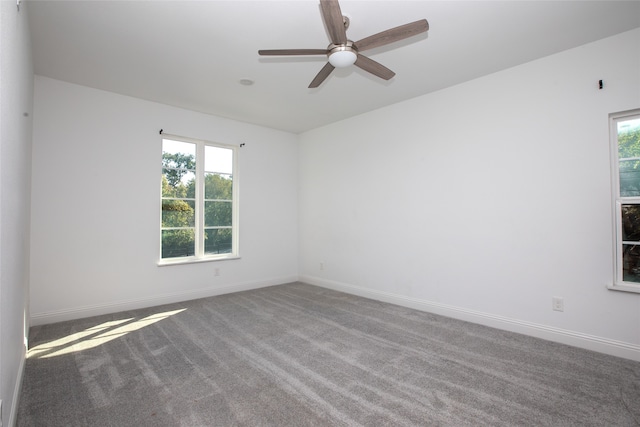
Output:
162 169 196 198
204 228 232 254
618 118 640 197
162 200 195 227
623 244 640 283
162 229 195 258
205 146 233 174
619 160 640 197
204 201 232 227
204 173 232 200
622 204 640 241
163 139 195 159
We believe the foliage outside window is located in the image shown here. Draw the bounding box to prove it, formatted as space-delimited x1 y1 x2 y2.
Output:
610 110 640 292
160 136 237 263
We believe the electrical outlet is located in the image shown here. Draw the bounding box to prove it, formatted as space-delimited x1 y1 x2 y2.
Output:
552 297 564 312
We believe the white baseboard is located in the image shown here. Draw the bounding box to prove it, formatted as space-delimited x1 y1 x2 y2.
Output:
30 275 298 326
300 275 640 362
8 344 26 427
30 275 640 362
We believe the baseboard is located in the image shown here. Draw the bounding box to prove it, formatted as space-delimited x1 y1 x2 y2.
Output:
8 344 26 427
300 275 640 362
30 275 298 326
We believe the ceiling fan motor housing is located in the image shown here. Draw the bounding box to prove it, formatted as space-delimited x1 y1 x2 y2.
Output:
328 41 357 68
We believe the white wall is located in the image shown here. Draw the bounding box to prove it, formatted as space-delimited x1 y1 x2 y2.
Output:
299 28 640 360
0 1 33 425
30 76 299 324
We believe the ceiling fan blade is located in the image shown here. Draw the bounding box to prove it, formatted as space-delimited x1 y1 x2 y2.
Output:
320 0 347 45
308 62 335 88
354 19 429 52
258 49 328 56
354 54 395 80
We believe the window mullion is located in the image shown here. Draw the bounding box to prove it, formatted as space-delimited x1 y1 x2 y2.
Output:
195 142 205 257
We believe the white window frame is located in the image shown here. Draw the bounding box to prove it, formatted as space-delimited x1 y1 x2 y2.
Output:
609 109 640 293
158 134 239 266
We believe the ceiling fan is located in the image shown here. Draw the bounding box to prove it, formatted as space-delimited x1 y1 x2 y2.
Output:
258 0 429 88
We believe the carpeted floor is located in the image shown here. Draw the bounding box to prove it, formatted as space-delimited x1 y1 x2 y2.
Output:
17 282 640 426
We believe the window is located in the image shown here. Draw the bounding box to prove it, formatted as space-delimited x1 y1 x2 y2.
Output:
610 109 640 292
160 135 238 264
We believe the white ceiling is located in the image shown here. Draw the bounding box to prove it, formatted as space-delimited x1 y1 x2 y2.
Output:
28 0 640 134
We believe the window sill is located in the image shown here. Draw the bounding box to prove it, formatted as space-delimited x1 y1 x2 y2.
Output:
607 282 640 294
157 255 240 267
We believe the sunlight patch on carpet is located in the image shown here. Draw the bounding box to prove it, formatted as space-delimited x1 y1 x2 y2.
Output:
28 309 186 359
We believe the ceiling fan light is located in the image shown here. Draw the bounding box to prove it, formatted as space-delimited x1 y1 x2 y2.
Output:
329 50 357 68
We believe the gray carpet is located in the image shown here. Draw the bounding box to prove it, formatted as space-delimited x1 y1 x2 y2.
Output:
17 282 640 426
